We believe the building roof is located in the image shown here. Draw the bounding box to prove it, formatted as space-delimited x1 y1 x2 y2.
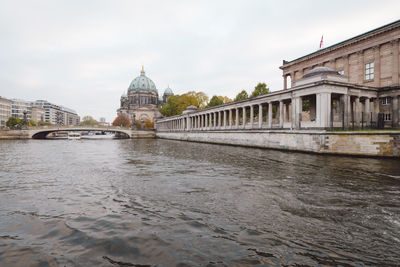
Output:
281 19 400 68
302 66 339 78
128 67 158 93
164 86 173 95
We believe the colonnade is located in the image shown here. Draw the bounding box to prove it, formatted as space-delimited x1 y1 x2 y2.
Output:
156 92 400 131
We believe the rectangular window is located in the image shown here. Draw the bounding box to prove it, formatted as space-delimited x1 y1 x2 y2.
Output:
365 62 374 80
381 97 391 105
338 70 344 75
384 113 391 121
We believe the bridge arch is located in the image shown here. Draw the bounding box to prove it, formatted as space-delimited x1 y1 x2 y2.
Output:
29 127 132 139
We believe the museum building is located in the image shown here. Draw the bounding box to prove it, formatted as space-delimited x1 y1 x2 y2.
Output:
117 67 173 124
156 20 400 131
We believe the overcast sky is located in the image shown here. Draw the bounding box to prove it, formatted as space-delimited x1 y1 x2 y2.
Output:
0 1 399 122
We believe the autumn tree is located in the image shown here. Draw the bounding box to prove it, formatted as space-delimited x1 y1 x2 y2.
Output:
250 83 270 98
218 96 232 104
234 90 248 102
112 114 131 127
159 91 209 117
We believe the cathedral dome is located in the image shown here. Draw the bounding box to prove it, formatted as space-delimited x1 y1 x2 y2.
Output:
164 86 173 95
128 67 158 93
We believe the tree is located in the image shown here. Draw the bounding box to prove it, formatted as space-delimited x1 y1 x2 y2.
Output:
28 120 36 127
234 90 248 102
218 96 232 104
206 95 224 108
250 83 270 98
81 116 99 126
6 117 22 128
112 114 131 128
143 119 154 129
159 91 209 117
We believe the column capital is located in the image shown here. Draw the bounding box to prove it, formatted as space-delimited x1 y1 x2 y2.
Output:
373 45 380 51
390 38 400 45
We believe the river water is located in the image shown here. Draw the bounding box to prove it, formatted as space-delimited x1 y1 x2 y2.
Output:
0 139 399 266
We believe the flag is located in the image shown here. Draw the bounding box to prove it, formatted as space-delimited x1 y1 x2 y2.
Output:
319 35 323 49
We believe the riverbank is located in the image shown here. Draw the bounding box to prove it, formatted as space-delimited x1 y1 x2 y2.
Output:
156 130 400 157
0 128 156 139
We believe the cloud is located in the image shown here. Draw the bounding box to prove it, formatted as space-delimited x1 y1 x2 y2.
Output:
0 0 399 121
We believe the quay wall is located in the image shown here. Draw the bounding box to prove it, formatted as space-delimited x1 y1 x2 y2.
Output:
0 130 30 139
156 130 400 157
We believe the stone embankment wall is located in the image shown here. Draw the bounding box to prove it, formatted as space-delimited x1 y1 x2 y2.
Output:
0 130 30 139
156 130 400 157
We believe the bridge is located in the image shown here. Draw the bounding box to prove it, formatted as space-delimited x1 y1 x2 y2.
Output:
29 125 133 139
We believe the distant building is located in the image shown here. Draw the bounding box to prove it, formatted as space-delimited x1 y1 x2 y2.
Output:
118 67 174 124
0 96 12 127
99 117 110 126
11 99 31 120
30 106 45 124
31 100 80 125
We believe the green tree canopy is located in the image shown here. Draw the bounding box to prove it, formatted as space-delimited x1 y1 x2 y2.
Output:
234 90 248 102
81 115 99 126
6 117 22 128
206 95 224 108
112 114 131 128
159 91 209 117
250 83 270 98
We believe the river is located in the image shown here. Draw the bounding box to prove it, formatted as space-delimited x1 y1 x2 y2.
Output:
0 139 399 266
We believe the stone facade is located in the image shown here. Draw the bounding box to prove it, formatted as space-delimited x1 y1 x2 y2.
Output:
156 130 400 157
30 107 45 124
280 20 400 127
280 20 400 89
0 96 11 127
118 67 173 125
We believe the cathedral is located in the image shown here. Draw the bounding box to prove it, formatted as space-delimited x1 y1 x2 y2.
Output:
117 67 173 124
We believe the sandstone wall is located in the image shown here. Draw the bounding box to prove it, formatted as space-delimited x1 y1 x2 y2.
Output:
156 130 400 157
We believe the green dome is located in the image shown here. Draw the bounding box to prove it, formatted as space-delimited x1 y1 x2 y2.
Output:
164 86 173 95
128 67 158 93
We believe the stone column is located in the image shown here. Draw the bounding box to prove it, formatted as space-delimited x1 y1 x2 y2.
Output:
268 102 272 128
374 45 381 87
295 97 302 129
392 39 399 85
279 101 284 128
205 113 208 129
355 97 360 127
393 96 399 128
213 112 216 128
229 109 232 127
365 98 371 127
283 75 287 90
242 106 246 128
250 105 254 128
258 104 263 128
218 111 221 128
358 50 364 84
290 72 295 88
235 108 239 128
373 98 380 124
223 110 227 128
340 94 351 128
343 55 349 77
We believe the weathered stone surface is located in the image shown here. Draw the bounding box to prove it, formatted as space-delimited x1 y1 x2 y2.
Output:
156 130 400 157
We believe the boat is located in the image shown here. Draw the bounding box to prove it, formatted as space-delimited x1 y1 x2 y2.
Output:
81 131 115 140
68 132 81 140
